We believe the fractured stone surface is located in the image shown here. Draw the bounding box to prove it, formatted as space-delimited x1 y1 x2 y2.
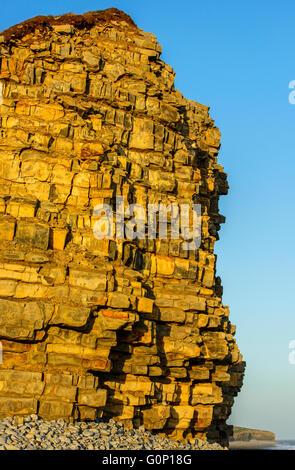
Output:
0 8 245 445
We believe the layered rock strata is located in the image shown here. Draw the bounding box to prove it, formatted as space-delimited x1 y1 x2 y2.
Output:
0 9 245 444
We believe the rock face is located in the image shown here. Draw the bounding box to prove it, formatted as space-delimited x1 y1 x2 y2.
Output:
231 427 276 442
0 9 245 444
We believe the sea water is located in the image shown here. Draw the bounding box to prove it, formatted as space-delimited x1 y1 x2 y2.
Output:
265 440 295 450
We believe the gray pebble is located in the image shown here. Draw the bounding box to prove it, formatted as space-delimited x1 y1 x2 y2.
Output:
0 413 227 451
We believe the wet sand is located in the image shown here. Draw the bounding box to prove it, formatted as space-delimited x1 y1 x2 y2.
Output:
229 440 277 450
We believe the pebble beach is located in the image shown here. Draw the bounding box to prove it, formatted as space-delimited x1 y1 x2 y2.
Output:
0 414 226 451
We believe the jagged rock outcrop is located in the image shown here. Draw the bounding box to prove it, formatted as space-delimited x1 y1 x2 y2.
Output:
0 9 245 445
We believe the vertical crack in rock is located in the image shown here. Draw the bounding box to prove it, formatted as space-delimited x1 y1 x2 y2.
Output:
0 8 245 445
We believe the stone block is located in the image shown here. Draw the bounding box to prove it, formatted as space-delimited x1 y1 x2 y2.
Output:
52 229 68 250
69 269 107 291
193 405 213 431
167 406 194 429
0 397 38 417
77 388 107 408
52 24 74 34
142 405 170 430
107 292 130 309
137 297 154 313
50 305 91 328
38 400 73 420
156 256 175 276
0 219 15 241
15 221 49 250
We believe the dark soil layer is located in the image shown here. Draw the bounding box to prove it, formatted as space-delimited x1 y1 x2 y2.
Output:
0 8 137 42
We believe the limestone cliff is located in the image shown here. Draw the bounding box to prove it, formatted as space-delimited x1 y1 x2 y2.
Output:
0 9 245 445
231 427 276 442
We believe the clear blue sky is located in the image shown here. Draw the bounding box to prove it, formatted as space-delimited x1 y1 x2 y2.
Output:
1 0 295 440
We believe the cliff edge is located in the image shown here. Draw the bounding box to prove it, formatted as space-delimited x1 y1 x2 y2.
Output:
0 9 245 445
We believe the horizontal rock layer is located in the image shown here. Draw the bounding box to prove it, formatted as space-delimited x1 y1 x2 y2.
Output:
231 427 276 442
0 9 245 445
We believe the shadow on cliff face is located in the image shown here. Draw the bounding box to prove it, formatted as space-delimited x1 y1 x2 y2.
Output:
85 243 245 446
90 266 180 433
100 329 134 425
97 315 244 446
177 102 229 248
100 307 178 433
88 102 243 444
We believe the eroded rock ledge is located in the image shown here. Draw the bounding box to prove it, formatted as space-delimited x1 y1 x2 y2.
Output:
0 9 245 445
